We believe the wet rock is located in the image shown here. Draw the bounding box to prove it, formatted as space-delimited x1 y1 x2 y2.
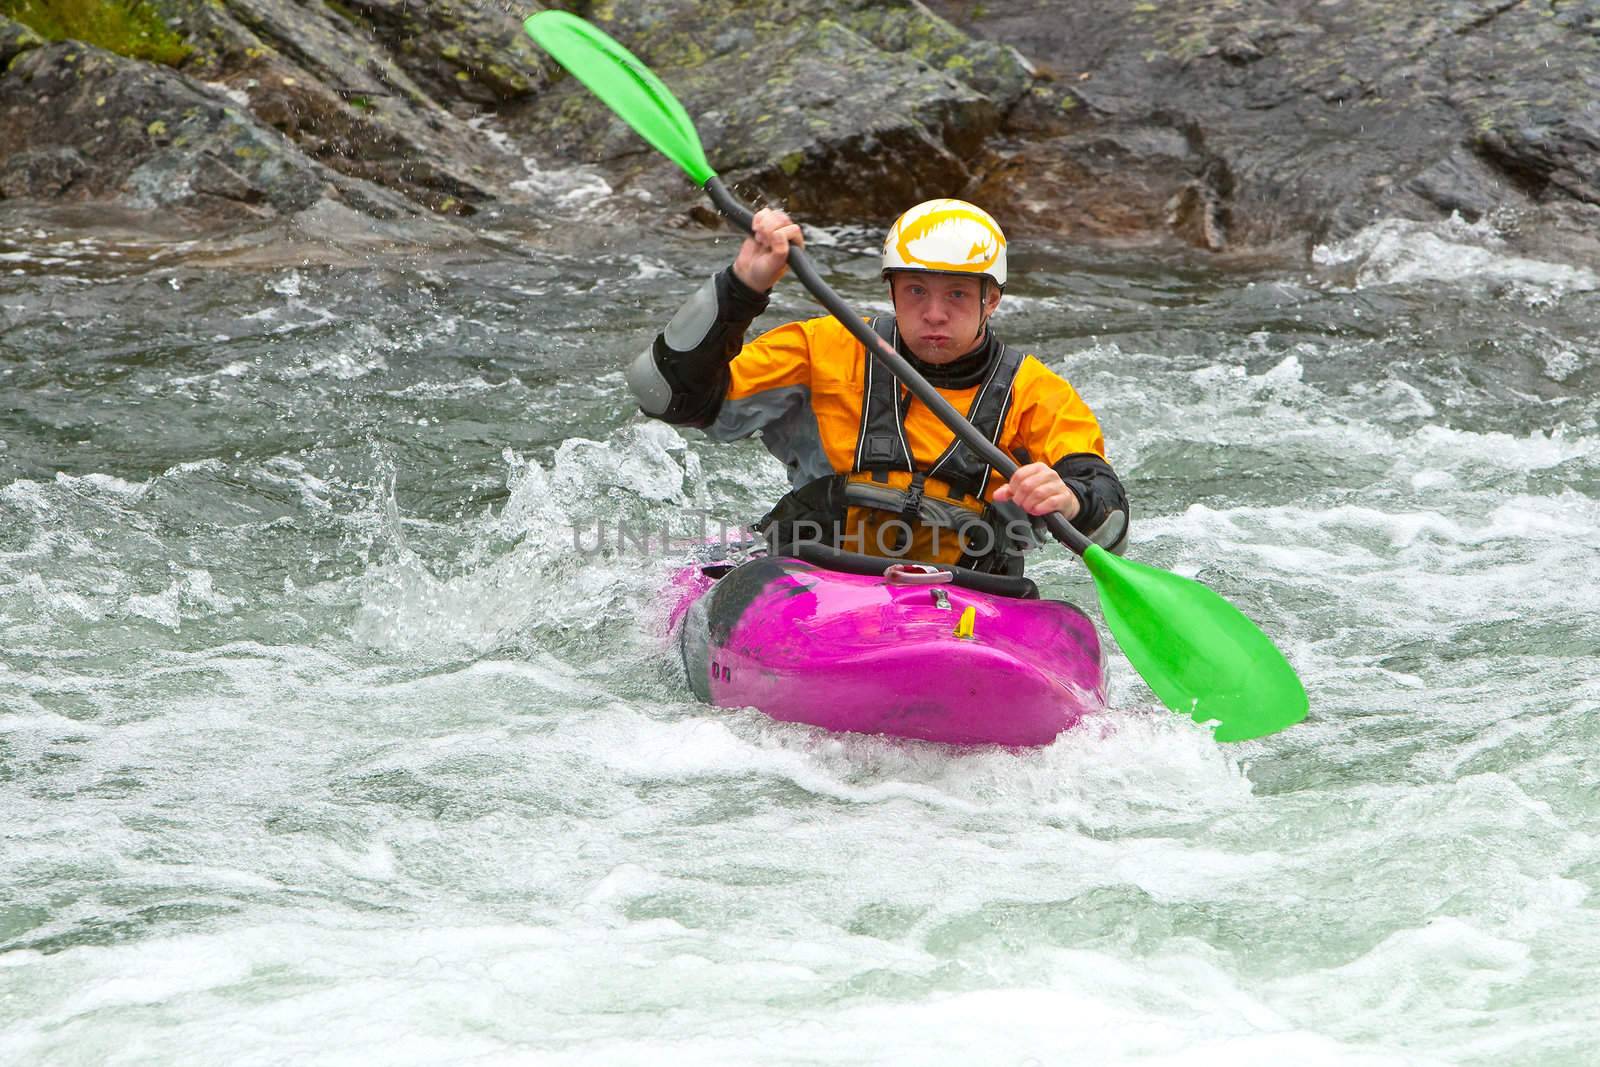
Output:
0 147 88 200
844 2 1033 115
0 42 415 221
501 0 1034 223
5 0 1596 263
335 0 554 108
1 14 44 67
162 0 527 214
1405 146 1510 222
925 0 1600 258
972 123 1229 250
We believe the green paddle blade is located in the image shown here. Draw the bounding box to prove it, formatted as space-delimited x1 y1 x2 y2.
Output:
524 11 716 186
1082 545 1308 741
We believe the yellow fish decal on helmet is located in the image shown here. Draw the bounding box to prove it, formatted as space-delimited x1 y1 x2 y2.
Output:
882 199 1008 286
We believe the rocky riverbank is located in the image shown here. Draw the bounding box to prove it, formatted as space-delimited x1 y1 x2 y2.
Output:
2 0 1596 261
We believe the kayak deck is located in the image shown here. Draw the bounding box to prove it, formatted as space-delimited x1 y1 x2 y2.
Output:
669 555 1106 746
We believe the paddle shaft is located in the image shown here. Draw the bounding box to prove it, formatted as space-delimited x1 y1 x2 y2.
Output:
703 178 1092 557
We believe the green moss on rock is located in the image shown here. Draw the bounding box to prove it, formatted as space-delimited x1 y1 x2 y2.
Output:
322 0 366 29
1 12 45 56
0 0 191 66
842 3 1031 110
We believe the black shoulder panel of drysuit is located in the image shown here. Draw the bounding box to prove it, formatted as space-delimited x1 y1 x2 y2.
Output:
647 267 770 428
1053 452 1131 553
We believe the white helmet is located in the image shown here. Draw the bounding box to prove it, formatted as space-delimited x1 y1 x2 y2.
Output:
881 198 1007 288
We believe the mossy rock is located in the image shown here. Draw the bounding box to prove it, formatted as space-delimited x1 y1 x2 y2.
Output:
841 3 1031 110
921 0 1600 251
1 13 46 67
332 0 552 105
0 0 191 66
0 40 414 221
510 1 1005 223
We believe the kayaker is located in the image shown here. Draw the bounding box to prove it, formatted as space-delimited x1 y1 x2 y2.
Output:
627 198 1129 574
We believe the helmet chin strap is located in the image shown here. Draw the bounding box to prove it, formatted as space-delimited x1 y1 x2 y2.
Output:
971 277 991 350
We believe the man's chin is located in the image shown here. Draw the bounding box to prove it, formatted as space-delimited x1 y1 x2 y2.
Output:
908 341 959 364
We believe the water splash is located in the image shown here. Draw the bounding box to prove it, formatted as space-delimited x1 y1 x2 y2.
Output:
1312 215 1600 301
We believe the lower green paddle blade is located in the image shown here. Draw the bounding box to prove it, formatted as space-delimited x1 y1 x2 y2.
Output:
1082 545 1308 741
523 11 716 186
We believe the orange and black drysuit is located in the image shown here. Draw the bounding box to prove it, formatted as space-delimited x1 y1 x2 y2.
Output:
627 268 1129 572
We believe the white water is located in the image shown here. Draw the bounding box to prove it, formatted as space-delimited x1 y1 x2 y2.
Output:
1 209 1597 1064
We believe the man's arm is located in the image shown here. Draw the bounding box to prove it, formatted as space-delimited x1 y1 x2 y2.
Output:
1051 452 1130 554
995 359 1131 554
993 456 1129 554
626 267 769 427
626 208 804 428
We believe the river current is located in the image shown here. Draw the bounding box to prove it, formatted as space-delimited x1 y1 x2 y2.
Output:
2 183 1597 1065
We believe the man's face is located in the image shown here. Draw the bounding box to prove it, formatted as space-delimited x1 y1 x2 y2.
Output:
889 273 1002 364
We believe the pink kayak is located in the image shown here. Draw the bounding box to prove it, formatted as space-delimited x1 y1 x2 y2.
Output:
666 547 1107 746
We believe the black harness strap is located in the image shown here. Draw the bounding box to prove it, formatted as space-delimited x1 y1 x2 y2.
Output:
854 317 914 475
859 316 1023 499
925 344 1023 499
